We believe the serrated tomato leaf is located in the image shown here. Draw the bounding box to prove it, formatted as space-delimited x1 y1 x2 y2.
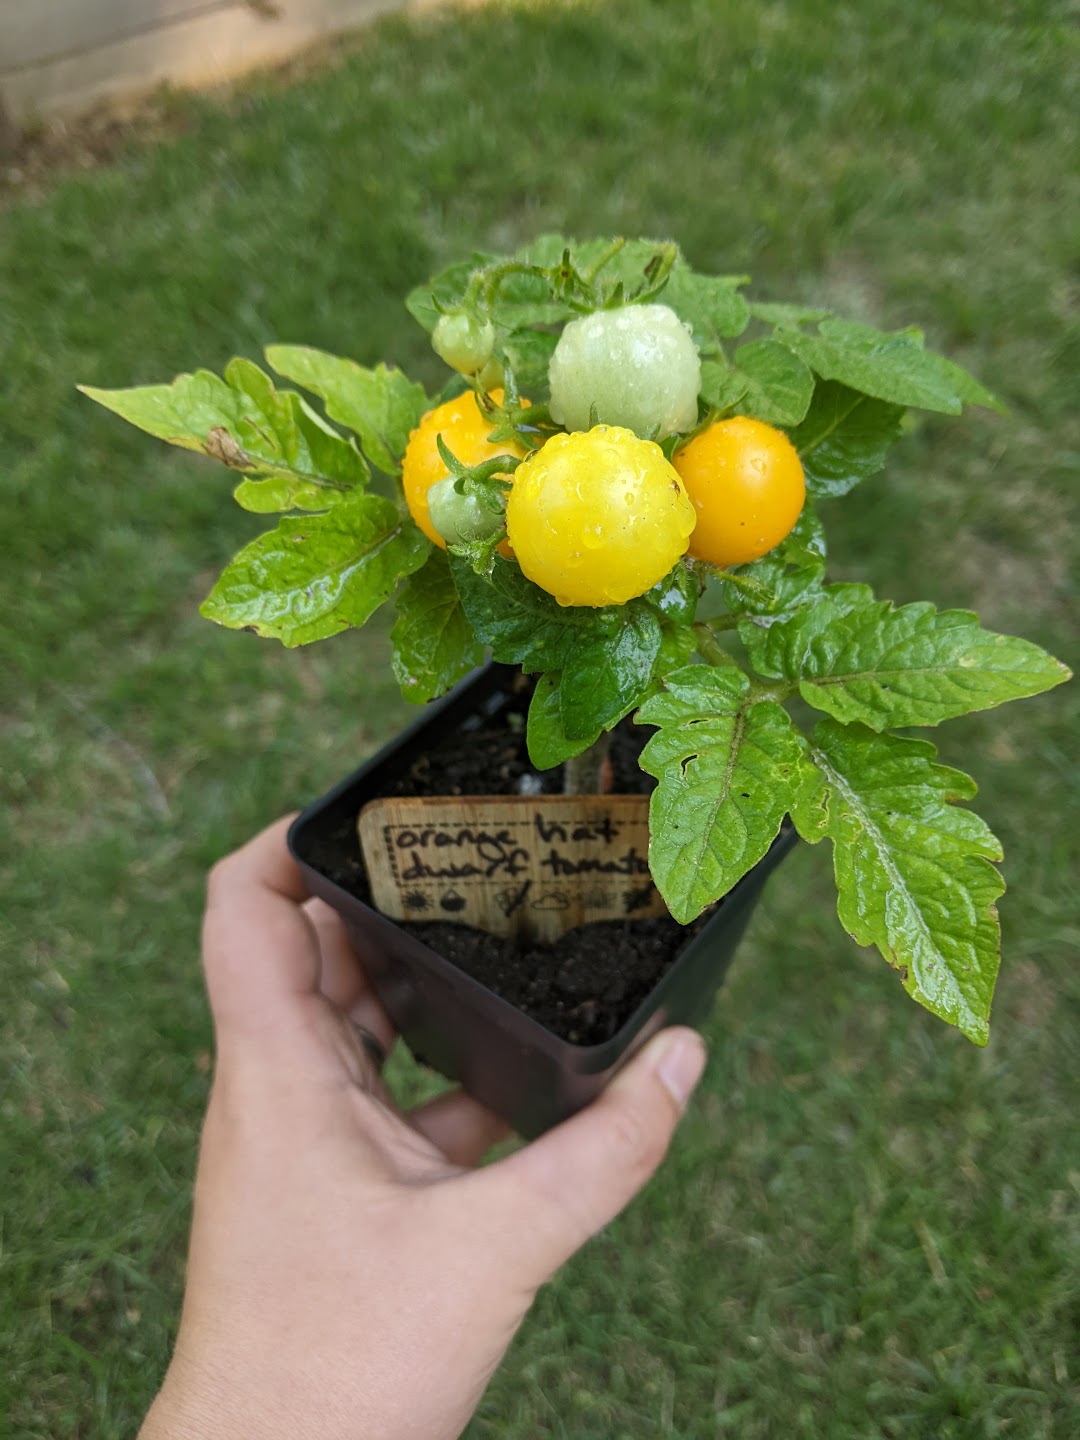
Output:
200 495 429 647
449 554 598 672
741 588 1071 728
792 719 1004 1044
265 346 427 475
450 557 662 739
788 379 905 498
80 361 368 510
636 666 805 923
699 359 750 414
391 551 484 703
560 605 663 740
661 264 751 350
731 339 815 426
777 318 1002 415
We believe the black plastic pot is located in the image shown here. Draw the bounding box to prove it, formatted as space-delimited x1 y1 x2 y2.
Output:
288 664 797 1138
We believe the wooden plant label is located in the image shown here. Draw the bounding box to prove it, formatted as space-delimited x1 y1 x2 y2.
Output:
357 794 667 942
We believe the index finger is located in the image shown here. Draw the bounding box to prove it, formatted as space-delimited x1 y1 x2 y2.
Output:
201 815 320 1038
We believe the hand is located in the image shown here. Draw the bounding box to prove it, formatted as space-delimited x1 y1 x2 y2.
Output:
141 817 707 1440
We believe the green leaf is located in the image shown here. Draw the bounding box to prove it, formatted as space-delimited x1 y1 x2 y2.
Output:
720 519 827 620
200 495 429 647
512 233 574 268
731 339 815 426
449 554 598 672
792 719 1004 1045
637 666 805 923
501 327 559 394
788 380 905 499
747 300 832 326
721 561 823 622
644 561 700 625
654 621 697 679
449 557 660 738
80 362 369 509
515 235 671 306
231 476 341 514
699 359 749 413
527 672 600 770
742 587 1072 728
390 550 484 703
777 318 1002 415
778 502 828 568
662 264 751 349
489 273 574 328
265 346 427 475
560 605 663 740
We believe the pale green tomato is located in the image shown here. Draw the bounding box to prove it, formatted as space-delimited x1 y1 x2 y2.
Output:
432 312 496 376
548 303 701 437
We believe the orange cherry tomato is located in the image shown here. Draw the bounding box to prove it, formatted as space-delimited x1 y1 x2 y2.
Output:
673 416 806 567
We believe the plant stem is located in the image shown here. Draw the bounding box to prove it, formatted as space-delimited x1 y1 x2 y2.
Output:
562 731 613 796
692 618 738 666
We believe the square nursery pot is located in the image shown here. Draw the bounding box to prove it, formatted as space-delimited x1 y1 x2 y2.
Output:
289 664 797 1138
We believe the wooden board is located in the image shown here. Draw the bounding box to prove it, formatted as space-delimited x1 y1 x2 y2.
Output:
0 0 442 120
358 795 668 943
0 0 221 74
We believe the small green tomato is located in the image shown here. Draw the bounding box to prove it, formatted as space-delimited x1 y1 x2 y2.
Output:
426 475 506 547
432 311 496 376
548 302 701 437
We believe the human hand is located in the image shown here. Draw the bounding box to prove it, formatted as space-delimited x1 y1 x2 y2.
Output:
141 817 707 1440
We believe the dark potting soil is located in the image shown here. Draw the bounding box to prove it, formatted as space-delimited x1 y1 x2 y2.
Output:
305 678 712 1045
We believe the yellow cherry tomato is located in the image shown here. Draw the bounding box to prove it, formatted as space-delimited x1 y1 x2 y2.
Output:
505 425 697 608
402 390 524 548
673 416 806 567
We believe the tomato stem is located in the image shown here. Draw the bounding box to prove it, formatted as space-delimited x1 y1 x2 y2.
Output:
692 618 739 666
747 677 799 704
562 732 613 797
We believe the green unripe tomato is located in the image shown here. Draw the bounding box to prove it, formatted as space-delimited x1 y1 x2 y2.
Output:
548 302 701 438
426 475 506 547
432 311 496 376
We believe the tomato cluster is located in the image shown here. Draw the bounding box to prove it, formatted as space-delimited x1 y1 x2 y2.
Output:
404 303 806 605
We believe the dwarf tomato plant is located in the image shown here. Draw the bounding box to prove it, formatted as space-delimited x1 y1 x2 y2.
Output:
81 235 1070 1046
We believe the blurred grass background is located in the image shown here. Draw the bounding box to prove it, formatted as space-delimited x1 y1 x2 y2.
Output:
1 0 1078 1434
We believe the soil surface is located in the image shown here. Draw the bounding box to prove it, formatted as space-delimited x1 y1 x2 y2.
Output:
306 678 711 1044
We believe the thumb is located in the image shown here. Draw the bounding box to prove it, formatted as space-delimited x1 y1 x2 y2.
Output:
486 1027 707 1289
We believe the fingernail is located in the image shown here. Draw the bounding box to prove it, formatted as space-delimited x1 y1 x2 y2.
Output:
656 1031 707 1110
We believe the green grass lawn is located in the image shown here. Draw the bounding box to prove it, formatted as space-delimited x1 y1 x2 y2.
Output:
2 0 1078 1434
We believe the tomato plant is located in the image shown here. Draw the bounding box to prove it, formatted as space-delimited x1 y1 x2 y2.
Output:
674 416 806 567
83 235 1070 1047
